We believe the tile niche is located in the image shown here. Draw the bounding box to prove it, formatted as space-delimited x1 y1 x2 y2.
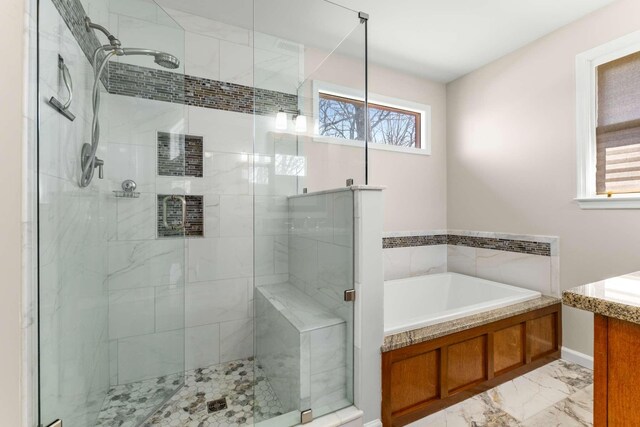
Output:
157 132 204 238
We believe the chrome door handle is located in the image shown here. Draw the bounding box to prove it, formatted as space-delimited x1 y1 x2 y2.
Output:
48 55 76 121
162 195 187 231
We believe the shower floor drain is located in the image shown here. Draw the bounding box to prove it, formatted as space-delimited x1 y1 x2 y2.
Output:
207 398 228 413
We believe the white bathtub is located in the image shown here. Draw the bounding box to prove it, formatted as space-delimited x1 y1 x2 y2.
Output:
384 272 541 335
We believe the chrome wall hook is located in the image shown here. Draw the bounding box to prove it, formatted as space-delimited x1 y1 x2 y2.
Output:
47 55 76 121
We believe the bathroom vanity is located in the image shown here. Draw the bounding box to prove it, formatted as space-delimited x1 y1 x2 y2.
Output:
563 272 640 426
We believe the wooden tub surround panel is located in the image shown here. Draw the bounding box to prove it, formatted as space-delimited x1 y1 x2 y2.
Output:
381 303 561 427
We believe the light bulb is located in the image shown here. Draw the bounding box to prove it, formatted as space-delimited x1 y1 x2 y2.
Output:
275 110 287 130
295 114 307 132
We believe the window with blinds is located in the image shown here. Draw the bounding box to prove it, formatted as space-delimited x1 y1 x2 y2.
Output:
596 51 640 195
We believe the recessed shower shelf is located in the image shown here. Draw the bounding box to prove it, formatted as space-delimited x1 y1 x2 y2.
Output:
113 190 140 198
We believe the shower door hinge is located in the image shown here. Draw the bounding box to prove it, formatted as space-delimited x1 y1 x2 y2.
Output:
301 409 313 424
46 420 62 427
344 289 356 302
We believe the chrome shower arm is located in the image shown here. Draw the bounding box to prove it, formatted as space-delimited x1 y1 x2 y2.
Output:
85 17 121 48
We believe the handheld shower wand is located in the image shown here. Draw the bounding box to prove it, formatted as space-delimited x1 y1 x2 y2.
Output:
79 18 181 188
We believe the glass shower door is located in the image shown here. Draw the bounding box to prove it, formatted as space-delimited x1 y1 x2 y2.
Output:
253 0 366 423
38 0 187 425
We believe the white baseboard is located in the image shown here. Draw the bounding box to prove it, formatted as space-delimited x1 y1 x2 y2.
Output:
561 346 593 369
363 420 382 427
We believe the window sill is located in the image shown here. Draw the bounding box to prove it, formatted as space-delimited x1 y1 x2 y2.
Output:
312 136 431 156
576 196 640 209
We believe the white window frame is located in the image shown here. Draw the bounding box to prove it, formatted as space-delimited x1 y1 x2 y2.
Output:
312 81 432 155
576 30 640 209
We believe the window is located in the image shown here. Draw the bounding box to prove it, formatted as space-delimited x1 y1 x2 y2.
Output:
595 52 640 195
576 31 640 208
313 81 430 154
319 93 421 148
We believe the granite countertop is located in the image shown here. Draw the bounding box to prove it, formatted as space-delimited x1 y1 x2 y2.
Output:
562 271 640 324
382 295 560 352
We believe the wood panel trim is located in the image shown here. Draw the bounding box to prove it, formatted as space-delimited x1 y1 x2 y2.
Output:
385 303 560 363
525 319 533 364
382 304 561 427
440 346 448 399
487 332 495 380
594 314 607 427
392 354 559 427
382 348 393 427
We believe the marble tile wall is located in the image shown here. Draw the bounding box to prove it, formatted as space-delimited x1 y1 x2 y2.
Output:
100 0 303 387
283 188 355 414
103 4 300 113
38 0 111 424
383 230 560 297
104 95 266 384
383 245 447 280
288 189 355 323
52 0 302 117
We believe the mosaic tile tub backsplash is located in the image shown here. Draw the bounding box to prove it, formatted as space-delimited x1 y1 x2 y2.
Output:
382 232 552 256
383 230 560 297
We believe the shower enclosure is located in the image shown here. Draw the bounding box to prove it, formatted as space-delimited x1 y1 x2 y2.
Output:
37 0 367 425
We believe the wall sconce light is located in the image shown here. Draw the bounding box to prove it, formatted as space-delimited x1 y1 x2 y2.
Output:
276 109 308 133
275 109 287 130
291 110 307 133
294 113 307 133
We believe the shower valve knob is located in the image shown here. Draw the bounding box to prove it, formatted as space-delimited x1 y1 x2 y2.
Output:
94 157 105 179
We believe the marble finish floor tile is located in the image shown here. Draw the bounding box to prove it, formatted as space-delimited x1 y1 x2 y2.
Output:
407 394 520 427
408 359 594 427
96 358 284 427
487 368 575 421
521 386 593 427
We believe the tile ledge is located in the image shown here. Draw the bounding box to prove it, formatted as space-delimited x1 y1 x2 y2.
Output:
288 185 385 199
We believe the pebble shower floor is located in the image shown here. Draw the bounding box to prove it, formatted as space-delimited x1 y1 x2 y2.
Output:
95 358 284 426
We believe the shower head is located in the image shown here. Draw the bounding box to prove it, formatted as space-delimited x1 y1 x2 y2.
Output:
153 52 181 69
120 48 180 69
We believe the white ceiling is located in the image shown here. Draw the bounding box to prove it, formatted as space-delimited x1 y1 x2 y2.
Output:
338 0 616 82
158 0 616 83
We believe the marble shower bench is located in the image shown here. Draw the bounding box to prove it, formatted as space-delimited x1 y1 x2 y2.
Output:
255 282 350 416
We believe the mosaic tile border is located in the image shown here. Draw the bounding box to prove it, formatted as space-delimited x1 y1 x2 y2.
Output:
383 235 448 248
51 0 299 116
50 0 102 66
108 62 298 115
107 62 186 104
448 234 550 256
382 234 552 256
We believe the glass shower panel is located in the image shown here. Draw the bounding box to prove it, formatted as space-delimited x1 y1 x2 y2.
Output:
253 1 365 424
296 22 367 192
38 0 187 425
